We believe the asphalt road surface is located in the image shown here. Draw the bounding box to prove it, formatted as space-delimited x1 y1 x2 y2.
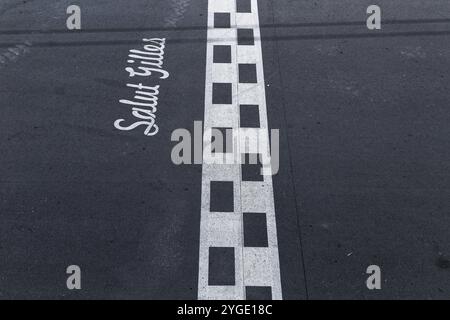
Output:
1 0 450 300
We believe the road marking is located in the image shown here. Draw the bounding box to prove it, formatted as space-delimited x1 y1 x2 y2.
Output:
198 0 282 300
114 38 169 137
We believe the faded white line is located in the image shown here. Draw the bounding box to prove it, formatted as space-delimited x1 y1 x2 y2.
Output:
164 0 192 27
0 41 32 69
198 0 282 300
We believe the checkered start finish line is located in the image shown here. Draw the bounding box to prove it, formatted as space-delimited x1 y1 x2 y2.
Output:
198 0 282 300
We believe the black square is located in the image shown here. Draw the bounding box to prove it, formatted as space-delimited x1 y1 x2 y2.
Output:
246 286 272 300
214 13 231 28
241 153 264 181
237 0 252 13
214 45 232 63
212 127 233 153
240 105 260 128
210 181 234 212
239 64 257 83
209 247 235 286
244 212 268 247
238 29 254 45
213 83 232 104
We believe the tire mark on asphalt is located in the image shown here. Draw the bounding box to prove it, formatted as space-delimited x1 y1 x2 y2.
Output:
3 29 450 49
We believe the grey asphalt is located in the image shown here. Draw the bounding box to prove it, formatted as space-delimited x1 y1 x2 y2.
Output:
1 0 450 299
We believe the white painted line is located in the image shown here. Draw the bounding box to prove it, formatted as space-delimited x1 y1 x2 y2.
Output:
198 0 282 300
